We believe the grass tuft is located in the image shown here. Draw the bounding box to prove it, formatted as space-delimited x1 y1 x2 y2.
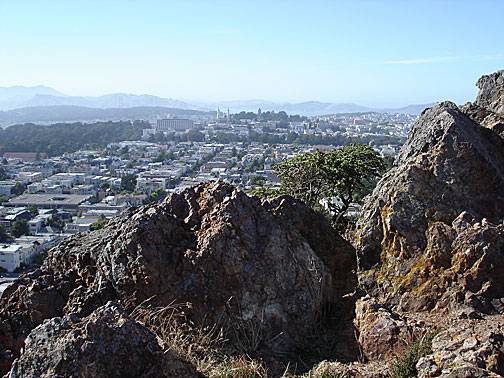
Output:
211 355 268 378
389 332 435 378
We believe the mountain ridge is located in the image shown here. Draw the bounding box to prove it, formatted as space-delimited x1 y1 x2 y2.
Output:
0 85 433 115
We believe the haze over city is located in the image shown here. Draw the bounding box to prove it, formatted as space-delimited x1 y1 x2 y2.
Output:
1 0 503 107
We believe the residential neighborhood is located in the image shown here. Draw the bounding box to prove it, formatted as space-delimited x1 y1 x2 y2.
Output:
0 110 413 273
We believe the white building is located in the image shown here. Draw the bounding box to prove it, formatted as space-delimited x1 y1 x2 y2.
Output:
0 181 17 196
136 177 166 195
16 172 44 183
27 182 43 193
65 216 101 234
0 236 55 272
0 244 21 272
155 119 194 132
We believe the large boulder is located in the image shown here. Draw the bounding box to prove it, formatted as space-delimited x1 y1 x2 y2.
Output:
0 182 356 374
6 302 198 378
475 70 504 115
355 72 504 312
354 296 425 361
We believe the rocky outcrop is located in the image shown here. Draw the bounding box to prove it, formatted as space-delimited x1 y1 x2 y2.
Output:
6 302 198 378
354 296 426 360
0 182 356 374
355 70 504 313
460 102 504 137
416 316 504 377
475 70 504 115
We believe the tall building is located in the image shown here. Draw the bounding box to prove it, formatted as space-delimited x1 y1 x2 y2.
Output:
155 119 194 132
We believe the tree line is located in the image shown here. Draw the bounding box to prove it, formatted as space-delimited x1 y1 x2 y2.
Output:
0 121 147 156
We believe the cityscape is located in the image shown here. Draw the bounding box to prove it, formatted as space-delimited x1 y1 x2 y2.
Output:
0 109 413 276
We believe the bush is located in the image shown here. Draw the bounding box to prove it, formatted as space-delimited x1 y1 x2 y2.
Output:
11 220 29 238
90 217 108 231
389 333 435 378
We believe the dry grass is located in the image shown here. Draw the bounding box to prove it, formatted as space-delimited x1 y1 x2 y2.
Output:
130 298 352 377
131 299 270 377
210 355 269 378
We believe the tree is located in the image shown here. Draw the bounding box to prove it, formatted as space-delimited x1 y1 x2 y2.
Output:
143 189 167 204
27 205 39 216
90 216 108 231
249 175 266 187
0 166 8 180
0 225 10 242
12 182 25 195
11 220 29 238
274 144 385 226
45 216 65 231
274 151 327 210
121 174 137 193
248 187 279 199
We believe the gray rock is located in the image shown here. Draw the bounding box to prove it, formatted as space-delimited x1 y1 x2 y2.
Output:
355 96 504 311
416 317 504 377
475 70 504 115
0 182 356 373
6 302 198 378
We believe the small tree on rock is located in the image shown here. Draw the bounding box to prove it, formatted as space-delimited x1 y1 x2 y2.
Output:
274 144 385 226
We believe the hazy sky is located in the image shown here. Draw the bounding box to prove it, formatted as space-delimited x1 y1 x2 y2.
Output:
1 0 503 107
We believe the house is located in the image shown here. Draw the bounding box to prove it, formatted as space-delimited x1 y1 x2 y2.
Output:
0 181 17 196
0 236 59 272
2 152 47 162
0 209 32 231
65 216 101 234
28 214 52 234
0 244 22 272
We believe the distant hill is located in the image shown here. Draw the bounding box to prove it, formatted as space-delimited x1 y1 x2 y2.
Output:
0 85 65 109
0 84 433 116
381 103 434 115
15 94 206 111
196 99 433 116
0 105 213 127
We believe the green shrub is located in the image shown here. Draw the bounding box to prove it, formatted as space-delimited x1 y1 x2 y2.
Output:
389 333 435 378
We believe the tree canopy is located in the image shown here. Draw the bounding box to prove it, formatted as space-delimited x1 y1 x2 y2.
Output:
90 216 108 231
274 144 385 226
120 174 137 193
0 225 10 243
0 121 146 156
11 220 29 238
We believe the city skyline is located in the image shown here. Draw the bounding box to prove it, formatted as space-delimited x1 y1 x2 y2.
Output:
1 0 503 107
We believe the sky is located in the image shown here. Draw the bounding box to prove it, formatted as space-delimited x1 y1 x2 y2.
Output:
0 0 503 107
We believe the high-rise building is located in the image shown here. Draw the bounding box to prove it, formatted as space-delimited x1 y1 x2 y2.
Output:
155 119 194 132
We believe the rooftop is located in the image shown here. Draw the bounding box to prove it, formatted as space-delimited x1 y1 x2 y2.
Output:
7 194 92 207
